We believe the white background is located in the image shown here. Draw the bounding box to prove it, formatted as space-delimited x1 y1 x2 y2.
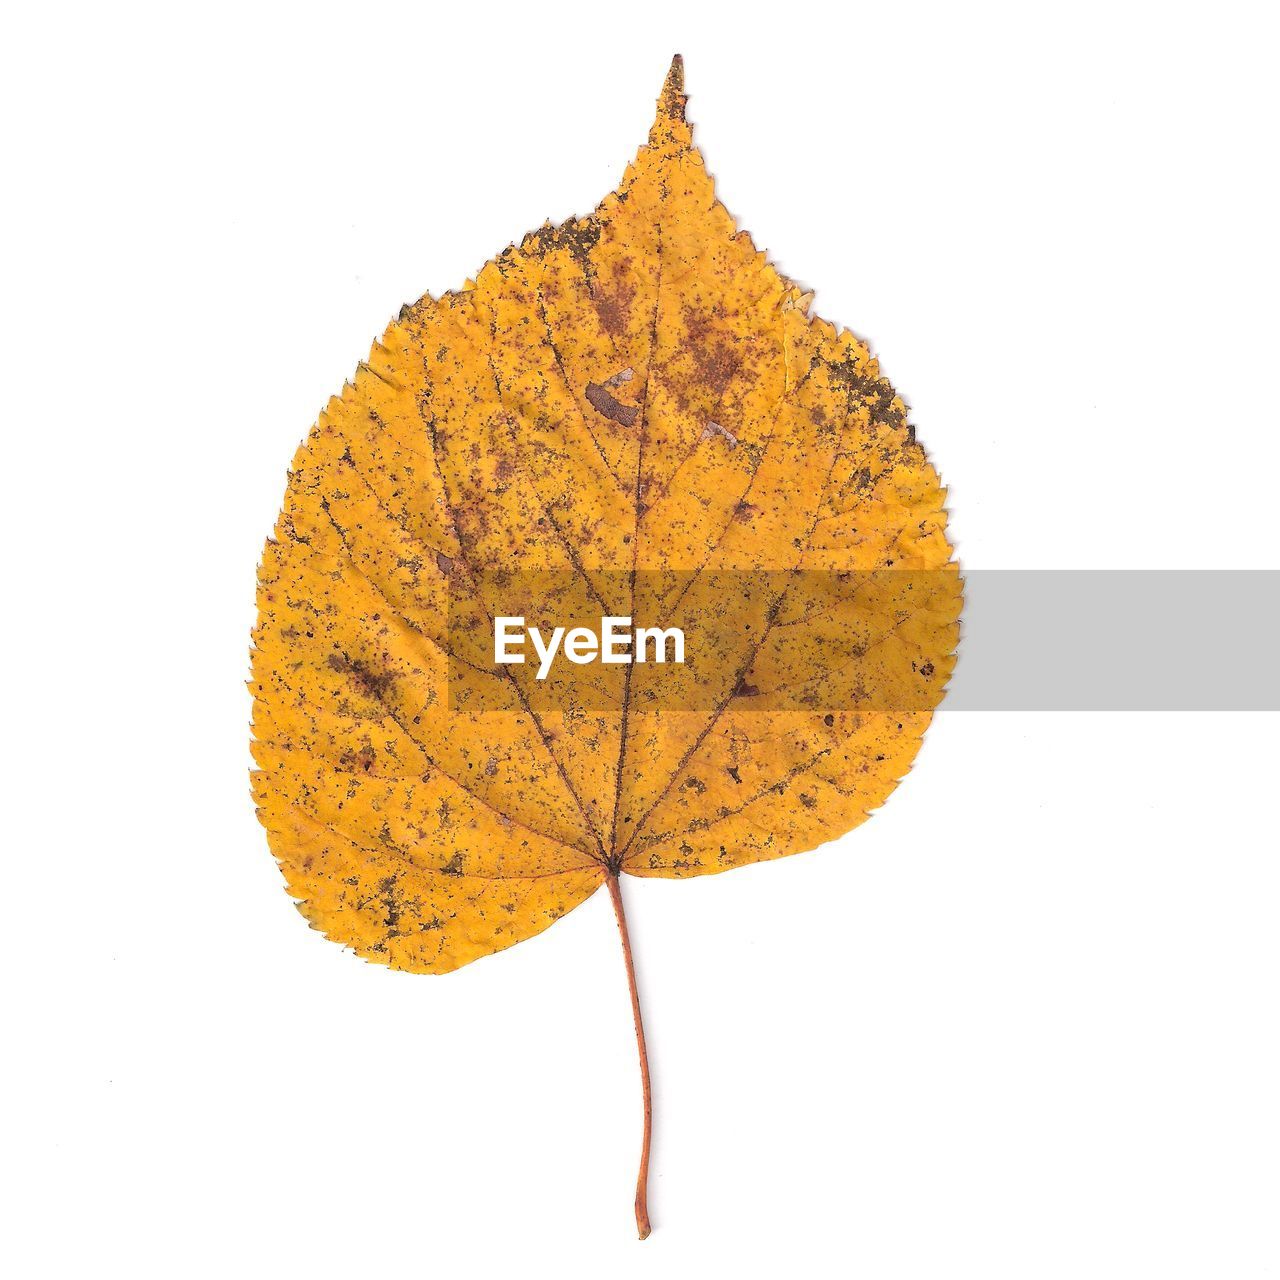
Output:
3 2 1278 1276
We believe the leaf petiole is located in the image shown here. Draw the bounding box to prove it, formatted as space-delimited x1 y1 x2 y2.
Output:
606 872 653 1239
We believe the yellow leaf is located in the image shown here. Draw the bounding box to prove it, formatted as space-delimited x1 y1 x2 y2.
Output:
250 56 959 1237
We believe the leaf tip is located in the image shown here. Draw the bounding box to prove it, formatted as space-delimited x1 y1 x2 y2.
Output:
658 53 686 121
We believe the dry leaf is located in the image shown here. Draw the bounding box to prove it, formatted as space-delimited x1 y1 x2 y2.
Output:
250 56 960 1237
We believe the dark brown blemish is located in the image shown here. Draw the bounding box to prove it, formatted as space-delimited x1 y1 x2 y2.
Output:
525 218 602 269
327 652 397 701
586 380 639 426
593 267 638 337
339 743 375 774
377 875 402 931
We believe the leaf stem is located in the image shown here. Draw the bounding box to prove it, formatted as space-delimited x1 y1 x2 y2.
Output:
606 871 653 1239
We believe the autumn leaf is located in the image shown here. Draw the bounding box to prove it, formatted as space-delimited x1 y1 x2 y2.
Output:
250 56 960 1238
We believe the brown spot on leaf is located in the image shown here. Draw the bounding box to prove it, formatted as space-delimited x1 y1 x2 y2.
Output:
586 381 639 426
326 652 397 701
